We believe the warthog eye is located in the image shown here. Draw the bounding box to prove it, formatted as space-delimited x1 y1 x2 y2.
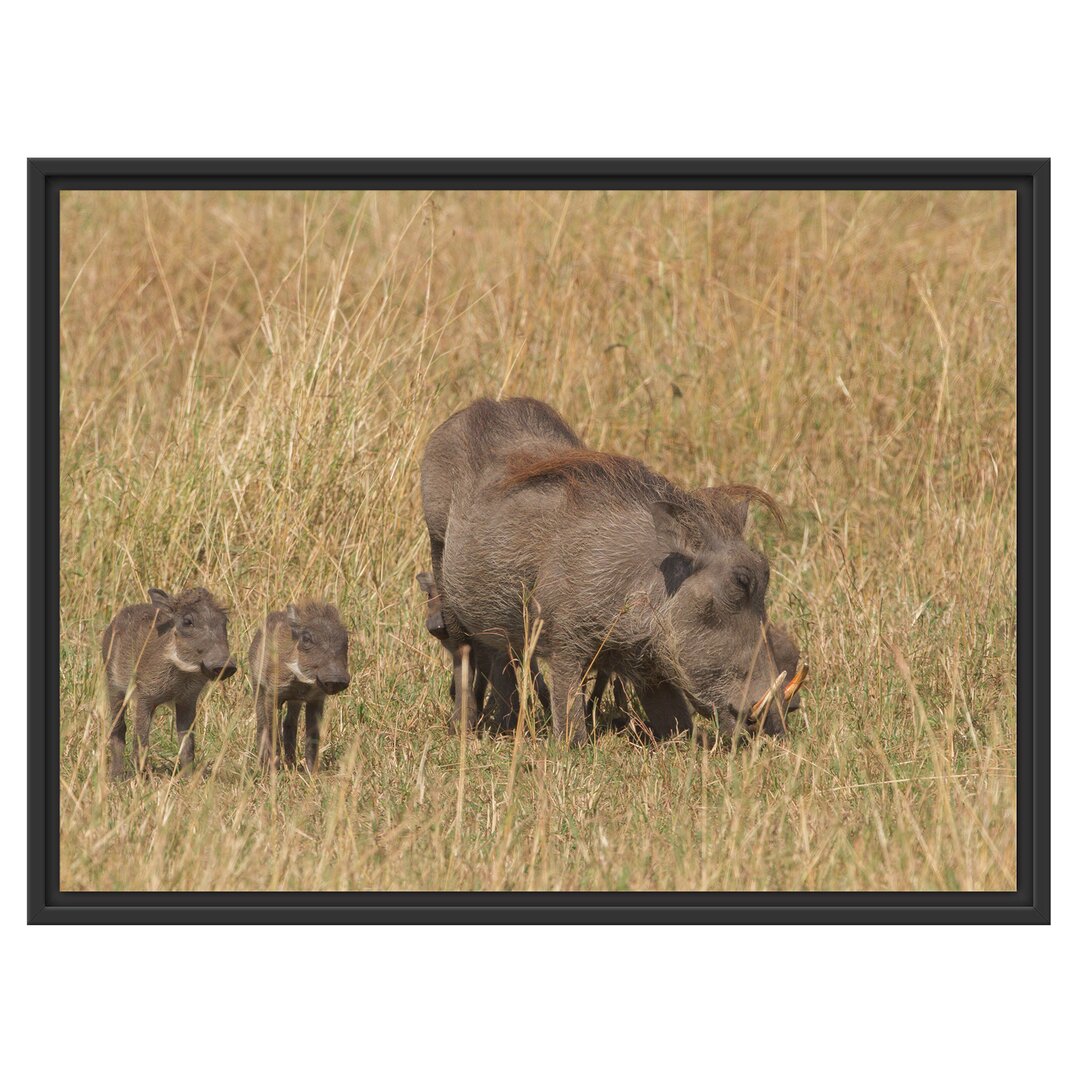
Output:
181 614 195 629
732 569 753 596
300 630 314 648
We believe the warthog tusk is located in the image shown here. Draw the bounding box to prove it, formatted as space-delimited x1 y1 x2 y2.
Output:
750 670 788 722
783 661 809 703
748 662 808 729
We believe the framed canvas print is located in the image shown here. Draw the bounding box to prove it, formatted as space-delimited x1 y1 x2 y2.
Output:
28 159 1049 923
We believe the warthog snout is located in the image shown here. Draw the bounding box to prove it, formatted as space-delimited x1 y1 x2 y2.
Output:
202 656 238 681
317 673 351 695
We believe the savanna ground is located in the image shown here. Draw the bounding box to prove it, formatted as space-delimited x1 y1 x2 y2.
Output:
58 189 1016 891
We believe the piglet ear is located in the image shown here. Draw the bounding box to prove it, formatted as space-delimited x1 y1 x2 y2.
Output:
148 588 175 612
285 604 302 634
148 590 175 634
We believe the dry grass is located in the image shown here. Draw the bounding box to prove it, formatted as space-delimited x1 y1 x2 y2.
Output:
58 188 1016 892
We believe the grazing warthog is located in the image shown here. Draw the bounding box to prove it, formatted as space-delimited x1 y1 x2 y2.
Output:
249 601 350 772
431 397 804 745
102 587 237 778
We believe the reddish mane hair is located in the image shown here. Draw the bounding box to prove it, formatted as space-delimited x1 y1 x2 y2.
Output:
500 449 786 534
500 448 653 491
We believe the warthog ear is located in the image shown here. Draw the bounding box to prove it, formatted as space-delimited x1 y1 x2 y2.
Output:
728 498 750 534
148 588 176 612
285 603 302 634
416 571 435 594
650 501 703 555
696 484 784 535
148 589 175 633
694 487 749 535
652 502 715 593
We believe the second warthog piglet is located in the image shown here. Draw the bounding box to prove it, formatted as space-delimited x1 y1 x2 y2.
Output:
249 601 351 771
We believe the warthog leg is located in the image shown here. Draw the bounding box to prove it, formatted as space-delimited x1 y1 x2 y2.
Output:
281 700 301 767
174 693 199 772
610 676 631 729
131 698 155 775
585 669 609 727
534 663 551 713
549 656 588 746
481 652 518 732
635 681 693 740
478 652 549 733
304 698 323 773
586 671 633 732
108 688 127 779
254 685 279 770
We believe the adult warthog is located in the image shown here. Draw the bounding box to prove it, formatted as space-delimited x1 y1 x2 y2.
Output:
424 397 804 746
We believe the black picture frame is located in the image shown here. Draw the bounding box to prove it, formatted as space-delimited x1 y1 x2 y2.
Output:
29 158 1049 924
